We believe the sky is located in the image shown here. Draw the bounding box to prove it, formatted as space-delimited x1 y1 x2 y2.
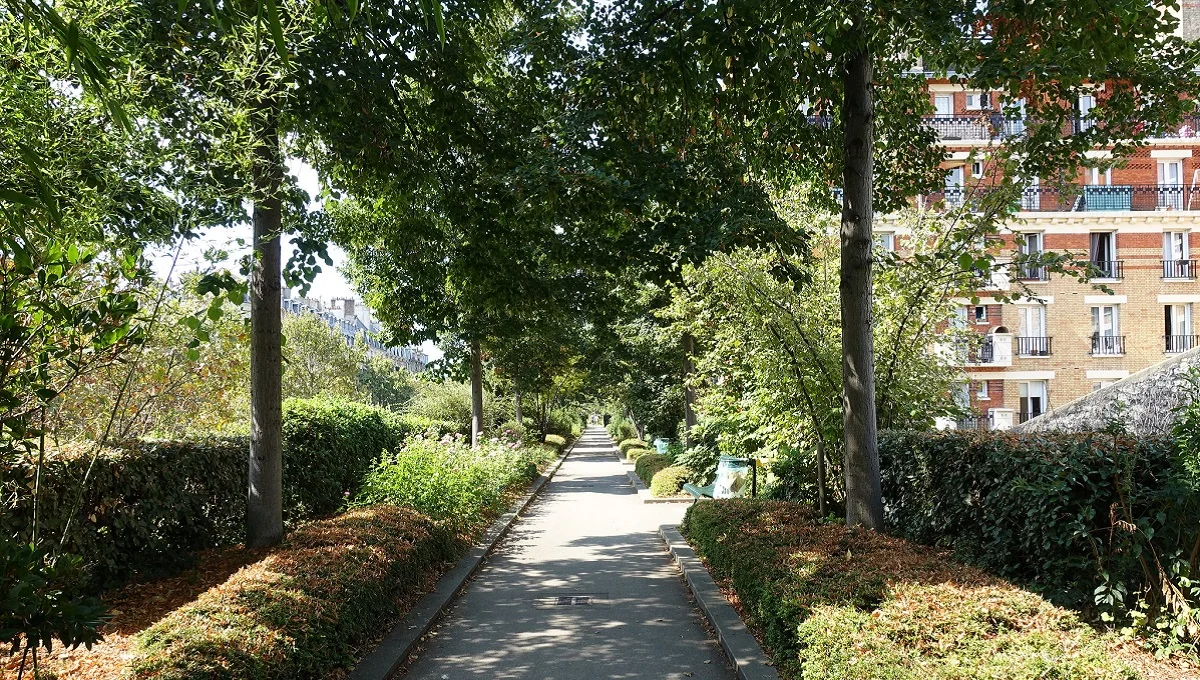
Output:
150 158 444 361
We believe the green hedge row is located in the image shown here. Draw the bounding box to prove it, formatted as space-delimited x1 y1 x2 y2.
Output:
879 430 1200 610
634 453 670 486
649 465 691 497
682 500 1138 679
0 398 447 589
129 505 460 679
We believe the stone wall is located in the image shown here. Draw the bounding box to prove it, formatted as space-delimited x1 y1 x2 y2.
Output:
1015 346 1200 436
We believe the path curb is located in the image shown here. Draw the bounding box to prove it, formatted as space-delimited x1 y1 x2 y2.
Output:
659 525 782 680
626 470 692 504
347 439 575 680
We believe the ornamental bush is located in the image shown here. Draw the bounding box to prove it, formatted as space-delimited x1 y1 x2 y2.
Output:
879 430 1200 616
649 465 692 497
682 500 1141 679
618 438 648 454
353 437 556 532
129 506 460 679
626 447 653 461
634 453 670 486
543 433 567 450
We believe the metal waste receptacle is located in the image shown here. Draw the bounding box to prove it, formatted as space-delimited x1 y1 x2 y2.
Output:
713 456 757 498
653 438 670 454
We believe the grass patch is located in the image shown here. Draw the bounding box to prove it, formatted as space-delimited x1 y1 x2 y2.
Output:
682 499 1152 679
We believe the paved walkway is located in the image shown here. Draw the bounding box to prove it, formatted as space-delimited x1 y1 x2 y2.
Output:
400 426 734 679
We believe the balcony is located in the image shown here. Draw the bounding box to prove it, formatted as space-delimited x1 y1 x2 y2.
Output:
921 114 1200 143
1091 335 1126 356
955 414 994 431
924 184 1198 213
1088 260 1124 280
951 333 1012 367
1163 259 1197 279
1015 264 1048 281
1016 336 1053 357
1165 335 1199 353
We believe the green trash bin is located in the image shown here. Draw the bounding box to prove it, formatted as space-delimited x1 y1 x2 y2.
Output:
653 438 670 454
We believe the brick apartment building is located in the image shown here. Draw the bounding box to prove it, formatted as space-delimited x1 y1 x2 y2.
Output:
880 36 1199 430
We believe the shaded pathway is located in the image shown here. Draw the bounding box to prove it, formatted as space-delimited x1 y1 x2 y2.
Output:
399 426 733 679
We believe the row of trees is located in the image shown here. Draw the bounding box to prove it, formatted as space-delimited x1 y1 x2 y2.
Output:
5 0 1197 556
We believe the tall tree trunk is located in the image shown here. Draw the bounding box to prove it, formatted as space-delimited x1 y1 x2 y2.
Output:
247 112 284 549
470 339 483 447
840 43 884 530
682 332 698 447
514 388 524 425
815 436 827 518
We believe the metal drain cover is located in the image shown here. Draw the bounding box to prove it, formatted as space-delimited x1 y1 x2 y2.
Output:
533 592 610 609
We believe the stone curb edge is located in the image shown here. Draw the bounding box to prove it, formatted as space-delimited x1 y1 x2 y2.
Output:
658 525 783 680
347 438 575 680
626 470 692 504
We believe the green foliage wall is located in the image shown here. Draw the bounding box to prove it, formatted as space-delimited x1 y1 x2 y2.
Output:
879 430 1200 615
2 398 442 589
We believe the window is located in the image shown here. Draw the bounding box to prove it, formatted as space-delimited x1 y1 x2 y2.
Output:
1019 381 1047 420
976 381 990 399
1089 232 1119 278
951 306 969 330
1091 305 1123 355
1088 167 1112 185
954 383 971 410
973 305 988 323
1076 95 1096 131
934 95 953 116
1165 304 1194 352
1158 161 1184 210
1018 232 1044 279
1019 176 1040 211
1017 305 1049 356
1163 231 1192 278
971 160 985 178
875 232 896 252
966 91 986 110
1004 98 1026 135
945 167 965 206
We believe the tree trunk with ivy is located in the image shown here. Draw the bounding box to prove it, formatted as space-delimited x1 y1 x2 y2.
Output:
839 42 884 530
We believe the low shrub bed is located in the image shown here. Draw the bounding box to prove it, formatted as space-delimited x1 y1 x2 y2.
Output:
879 430 1200 622
634 453 670 486
354 436 558 532
128 505 460 679
649 465 692 497
543 433 567 450
682 499 1145 679
618 438 648 454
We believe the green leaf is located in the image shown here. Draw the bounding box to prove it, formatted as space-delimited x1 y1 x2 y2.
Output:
262 0 289 66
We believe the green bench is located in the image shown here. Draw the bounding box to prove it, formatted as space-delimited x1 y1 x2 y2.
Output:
682 482 714 501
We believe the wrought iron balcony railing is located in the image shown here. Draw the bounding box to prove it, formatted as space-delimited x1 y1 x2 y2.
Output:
1016 336 1053 356
1163 259 1197 279
1091 335 1126 356
1165 335 1199 353
1088 260 1124 279
1018 410 1044 424
924 184 1197 213
1015 264 1048 281
955 414 994 431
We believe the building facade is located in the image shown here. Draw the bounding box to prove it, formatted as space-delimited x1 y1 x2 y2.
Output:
879 82 1198 431
281 290 429 373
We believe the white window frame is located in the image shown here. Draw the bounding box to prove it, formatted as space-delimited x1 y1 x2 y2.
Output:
934 95 953 116
1164 231 1189 261
876 232 896 252
966 91 986 110
973 305 988 324
976 381 990 399
971 160 985 178
1019 380 1047 417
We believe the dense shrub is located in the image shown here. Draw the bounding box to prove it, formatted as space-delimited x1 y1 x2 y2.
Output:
634 453 670 486
353 437 556 532
1 398 433 589
542 407 581 439
129 506 460 679
682 500 1141 679
649 465 692 497
543 434 567 450
495 419 527 443
879 430 1200 617
608 419 638 443
626 447 653 461
618 438 648 454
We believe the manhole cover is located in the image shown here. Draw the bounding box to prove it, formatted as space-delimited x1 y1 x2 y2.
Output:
533 592 610 609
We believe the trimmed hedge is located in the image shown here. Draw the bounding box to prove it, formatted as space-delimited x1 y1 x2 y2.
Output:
626 447 653 461
879 430 1200 610
682 500 1140 679
634 453 670 486
649 465 692 497
129 505 459 679
543 433 567 450
0 398 445 589
618 438 648 454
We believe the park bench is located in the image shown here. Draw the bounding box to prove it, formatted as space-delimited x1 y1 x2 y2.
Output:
682 482 714 501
